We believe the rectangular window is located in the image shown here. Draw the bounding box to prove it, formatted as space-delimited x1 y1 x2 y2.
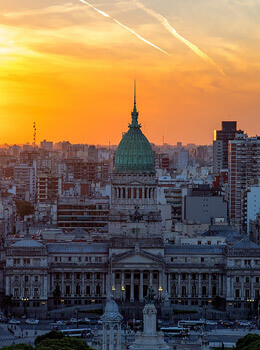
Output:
65 285 70 295
202 286 207 296
86 285 90 295
34 288 39 298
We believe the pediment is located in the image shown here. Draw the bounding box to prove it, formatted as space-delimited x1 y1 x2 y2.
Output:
127 181 143 186
112 249 164 265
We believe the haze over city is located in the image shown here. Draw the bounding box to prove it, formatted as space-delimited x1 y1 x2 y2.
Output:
2 2 260 350
1 0 260 145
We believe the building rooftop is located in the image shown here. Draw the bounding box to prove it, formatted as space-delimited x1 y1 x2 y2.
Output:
165 244 225 255
47 242 108 253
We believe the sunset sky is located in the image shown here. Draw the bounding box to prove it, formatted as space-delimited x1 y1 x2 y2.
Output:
0 0 260 146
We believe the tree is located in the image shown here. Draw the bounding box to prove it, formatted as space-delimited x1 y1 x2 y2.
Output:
236 333 260 350
0 344 33 350
53 285 61 309
36 338 93 350
1 294 13 316
35 331 64 346
35 331 94 350
15 199 34 220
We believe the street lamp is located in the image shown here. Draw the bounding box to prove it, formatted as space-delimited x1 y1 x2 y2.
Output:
22 297 29 318
158 286 163 301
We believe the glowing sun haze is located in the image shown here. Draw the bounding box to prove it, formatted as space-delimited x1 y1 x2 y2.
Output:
0 0 260 145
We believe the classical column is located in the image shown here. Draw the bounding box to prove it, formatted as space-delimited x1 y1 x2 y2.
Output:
71 273 75 297
130 271 134 302
198 273 202 298
81 274 85 297
121 271 125 300
109 324 113 350
231 276 234 299
226 277 230 298
140 271 143 302
149 271 153 287
92 273 95 296
218 274 222 296
167 274 171 295
102 273 106 296
178 274 181 297
208 274 212 298
250 276 254 299
61 273 64 296
188 273 191 298
6 276 10 295
106 272 111 295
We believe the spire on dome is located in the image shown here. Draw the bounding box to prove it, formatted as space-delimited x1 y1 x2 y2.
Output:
130 80 141 128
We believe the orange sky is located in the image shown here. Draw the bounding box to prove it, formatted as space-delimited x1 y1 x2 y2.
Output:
0 0 260 146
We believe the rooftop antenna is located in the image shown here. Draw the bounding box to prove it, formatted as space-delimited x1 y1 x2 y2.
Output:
134 79 136 108
33 122 36 148
163 133 164 145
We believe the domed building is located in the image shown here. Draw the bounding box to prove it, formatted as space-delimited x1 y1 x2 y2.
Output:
109 87 162 237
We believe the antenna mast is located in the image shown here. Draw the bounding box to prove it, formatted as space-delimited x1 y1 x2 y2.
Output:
33 122 36 148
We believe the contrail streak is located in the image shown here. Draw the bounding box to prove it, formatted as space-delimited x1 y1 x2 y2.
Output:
78 0 171 56
134 0 225 75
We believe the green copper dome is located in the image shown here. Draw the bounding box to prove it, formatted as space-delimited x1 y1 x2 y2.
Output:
114 89 155 174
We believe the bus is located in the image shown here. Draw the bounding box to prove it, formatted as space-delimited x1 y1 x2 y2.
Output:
160 327 189 338
60 328 92 338
177 320 204 330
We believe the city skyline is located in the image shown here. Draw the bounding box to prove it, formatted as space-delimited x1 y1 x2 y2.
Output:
1 0 260 145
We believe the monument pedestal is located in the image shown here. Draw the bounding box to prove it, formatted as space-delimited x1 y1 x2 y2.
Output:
130 289 169 350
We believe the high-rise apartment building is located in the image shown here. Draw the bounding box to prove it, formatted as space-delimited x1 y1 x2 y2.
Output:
14 164 36 203
213 121 242 174
228 134 260 232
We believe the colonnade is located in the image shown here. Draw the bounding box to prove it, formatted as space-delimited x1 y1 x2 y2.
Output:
113 186 156 200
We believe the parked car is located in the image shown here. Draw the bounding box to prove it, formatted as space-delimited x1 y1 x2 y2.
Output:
79 317 90 324
9 319 20 325
239 320 252 326
89 319 98 325
67 318 78 325
55 320 65 325
26 318 39 325
0 317 9 323
205 320 218 326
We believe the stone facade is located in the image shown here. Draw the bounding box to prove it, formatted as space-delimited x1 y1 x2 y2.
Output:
2 235 260 318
